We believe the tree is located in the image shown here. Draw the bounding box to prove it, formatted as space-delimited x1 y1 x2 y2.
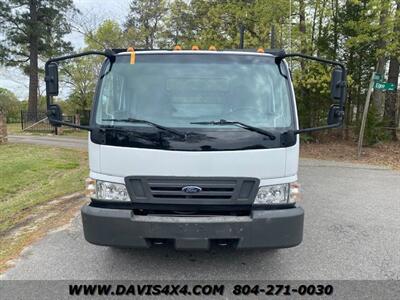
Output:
372 0 391 116
0 87 21 122
125 0 168 49
84 20 127 51
161 0 194 48
384 0 400 141
62 20 127 116
62 56 97 113
0 0 76 119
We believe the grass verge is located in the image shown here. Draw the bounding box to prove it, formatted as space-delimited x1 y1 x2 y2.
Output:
0 143 88 272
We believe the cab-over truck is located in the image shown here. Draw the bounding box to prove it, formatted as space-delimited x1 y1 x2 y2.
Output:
44 47 346 250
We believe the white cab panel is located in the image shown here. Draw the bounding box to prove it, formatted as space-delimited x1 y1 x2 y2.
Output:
91 140 299 182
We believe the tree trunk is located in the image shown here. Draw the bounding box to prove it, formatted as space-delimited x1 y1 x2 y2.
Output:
316 0 326 56
270 24 276 48
372 1 389 117
384 56 399 140
383 0 400 141
311 0 320 54
332 0 339 59
28 0 39 121
299 0 306 53
299 0 307 72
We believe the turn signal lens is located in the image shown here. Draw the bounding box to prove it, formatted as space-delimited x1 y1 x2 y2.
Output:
85 178 96 198
289 182 301 203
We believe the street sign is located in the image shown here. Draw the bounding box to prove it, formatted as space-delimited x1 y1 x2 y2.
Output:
373 81 397 91
373 73 383 81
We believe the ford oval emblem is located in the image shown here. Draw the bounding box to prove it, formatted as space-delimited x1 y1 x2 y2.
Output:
182 186 202 193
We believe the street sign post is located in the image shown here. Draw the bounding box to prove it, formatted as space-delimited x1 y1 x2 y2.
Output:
373 81 397 91
373 73 383 81
359 71 398 159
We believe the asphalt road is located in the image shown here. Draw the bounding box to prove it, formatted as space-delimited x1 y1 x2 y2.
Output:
7 134 88 149
1 145 399 280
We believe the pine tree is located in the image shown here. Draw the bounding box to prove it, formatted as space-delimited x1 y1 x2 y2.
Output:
125 0 168 49
0 0 75 119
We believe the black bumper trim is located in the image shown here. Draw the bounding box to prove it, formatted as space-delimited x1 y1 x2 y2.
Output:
81 205 304 250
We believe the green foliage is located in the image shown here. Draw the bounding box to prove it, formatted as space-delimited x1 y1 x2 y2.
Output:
0 88 21 122
359 104 390 145
293 63 331 129
160 0 194 48
0 0 76 117
0 0 75 68
125 0 168 49
62 56 98 112
85 20 127 50
2 0 397 137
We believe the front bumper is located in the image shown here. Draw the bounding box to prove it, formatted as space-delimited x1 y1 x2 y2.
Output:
81 205 304 250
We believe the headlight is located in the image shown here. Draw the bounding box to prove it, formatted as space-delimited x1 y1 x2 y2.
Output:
254 182 300 205
85 178 130 202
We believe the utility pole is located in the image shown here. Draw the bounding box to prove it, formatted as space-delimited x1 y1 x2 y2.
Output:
357 71 376 158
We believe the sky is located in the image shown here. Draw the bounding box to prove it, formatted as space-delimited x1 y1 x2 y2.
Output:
0 0 132 100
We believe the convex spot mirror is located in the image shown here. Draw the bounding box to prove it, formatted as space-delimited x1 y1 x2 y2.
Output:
330 67 344 101
45 63 59 96
327 105 343 125
47 104 62 127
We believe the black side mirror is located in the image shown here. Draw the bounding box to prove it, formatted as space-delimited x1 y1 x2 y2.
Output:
47 104 62 127
45 63 59 96
330 67 344 101
327 105 343 125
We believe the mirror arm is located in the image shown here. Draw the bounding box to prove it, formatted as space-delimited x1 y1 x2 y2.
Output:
45 50 116 109
48 119 92 131
294 123 341 134
275 52 347 108
276 53 347 134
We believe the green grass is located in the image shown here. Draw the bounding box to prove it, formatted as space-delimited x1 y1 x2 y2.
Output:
0 143 88 233
6 123 22 134
6 123 88 139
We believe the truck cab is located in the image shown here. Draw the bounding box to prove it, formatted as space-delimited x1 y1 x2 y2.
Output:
44 48 346 250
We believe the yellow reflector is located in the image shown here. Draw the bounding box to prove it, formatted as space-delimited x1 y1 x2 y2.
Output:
130 52 136 64
173 45 182 51
208 45 217 51
257 48 264 53
192 45 200 50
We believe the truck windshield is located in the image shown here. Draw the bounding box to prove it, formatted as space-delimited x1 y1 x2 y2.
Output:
95 53 293 130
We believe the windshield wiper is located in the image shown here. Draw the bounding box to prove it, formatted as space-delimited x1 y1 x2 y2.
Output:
190 119 276 140
102 118 186 139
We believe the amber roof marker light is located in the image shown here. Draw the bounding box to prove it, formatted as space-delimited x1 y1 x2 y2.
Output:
192 45 200 50
127 47 135 64
257 48 265 53
208 45 217 51
173 45 182 51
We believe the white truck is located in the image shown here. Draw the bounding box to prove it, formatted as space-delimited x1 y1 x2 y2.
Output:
44 48 346 250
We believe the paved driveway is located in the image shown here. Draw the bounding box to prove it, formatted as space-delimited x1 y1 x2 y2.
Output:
2 158 399 280
7 135 88 149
